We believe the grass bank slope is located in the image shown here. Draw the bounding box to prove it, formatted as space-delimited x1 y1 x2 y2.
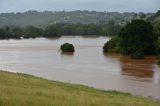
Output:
0 71 159 106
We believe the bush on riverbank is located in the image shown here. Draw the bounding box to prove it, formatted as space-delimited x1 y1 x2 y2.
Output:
60 43 75 52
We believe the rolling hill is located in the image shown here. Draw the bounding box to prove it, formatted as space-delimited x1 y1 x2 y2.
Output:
0 10 154 27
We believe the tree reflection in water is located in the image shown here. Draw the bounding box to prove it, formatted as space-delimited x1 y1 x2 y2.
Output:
103 53 160 80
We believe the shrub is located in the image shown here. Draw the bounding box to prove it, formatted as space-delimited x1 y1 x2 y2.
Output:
130 50 144 59
60 43 75 52
103 36 120 53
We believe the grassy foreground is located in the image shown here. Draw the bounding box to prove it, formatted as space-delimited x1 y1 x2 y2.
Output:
0 71 159 106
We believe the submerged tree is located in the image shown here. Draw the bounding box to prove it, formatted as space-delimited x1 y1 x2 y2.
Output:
118 20 157 58
60 43 75 52
103 36 120 53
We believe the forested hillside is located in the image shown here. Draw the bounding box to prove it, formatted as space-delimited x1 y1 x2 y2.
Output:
0 10 153 27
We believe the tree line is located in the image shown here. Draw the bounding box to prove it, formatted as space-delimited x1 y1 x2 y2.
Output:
0 22 121 39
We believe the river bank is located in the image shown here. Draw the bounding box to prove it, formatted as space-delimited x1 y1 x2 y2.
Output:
0 71 159 106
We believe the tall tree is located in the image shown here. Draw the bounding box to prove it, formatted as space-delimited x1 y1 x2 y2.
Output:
119 20 157 55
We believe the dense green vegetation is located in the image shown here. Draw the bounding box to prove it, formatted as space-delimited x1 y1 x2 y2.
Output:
0 10 153 27
0 71 159 106
157 37 160 64
0 26 22 39
23 26 43 38
103 36 120 53
119 20 157 55
103 19 160 59
103 10 160 58
60 43 75 52
0 10 159 39
149 10 160 62
0 22 122 39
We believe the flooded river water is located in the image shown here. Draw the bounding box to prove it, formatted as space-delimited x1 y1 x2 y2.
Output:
0 36 160 99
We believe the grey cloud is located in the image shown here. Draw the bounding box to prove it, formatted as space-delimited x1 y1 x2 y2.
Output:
0 0 159 13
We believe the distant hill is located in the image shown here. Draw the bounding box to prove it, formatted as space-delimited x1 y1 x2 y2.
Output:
0 10 154 27
147 10 160 23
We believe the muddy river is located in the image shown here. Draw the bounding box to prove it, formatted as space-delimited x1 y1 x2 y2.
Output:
0 36 160 99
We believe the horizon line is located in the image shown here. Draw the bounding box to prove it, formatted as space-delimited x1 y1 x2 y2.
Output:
0 9 159 14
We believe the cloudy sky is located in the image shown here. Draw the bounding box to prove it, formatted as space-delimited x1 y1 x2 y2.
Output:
0 0 159 13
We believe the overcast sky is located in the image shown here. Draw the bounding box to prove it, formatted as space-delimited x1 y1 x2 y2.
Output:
0 0 159 13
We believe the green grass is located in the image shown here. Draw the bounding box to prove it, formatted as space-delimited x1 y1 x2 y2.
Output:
0 71 159 106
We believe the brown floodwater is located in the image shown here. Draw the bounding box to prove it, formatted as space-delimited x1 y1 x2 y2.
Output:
0 36 160 99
